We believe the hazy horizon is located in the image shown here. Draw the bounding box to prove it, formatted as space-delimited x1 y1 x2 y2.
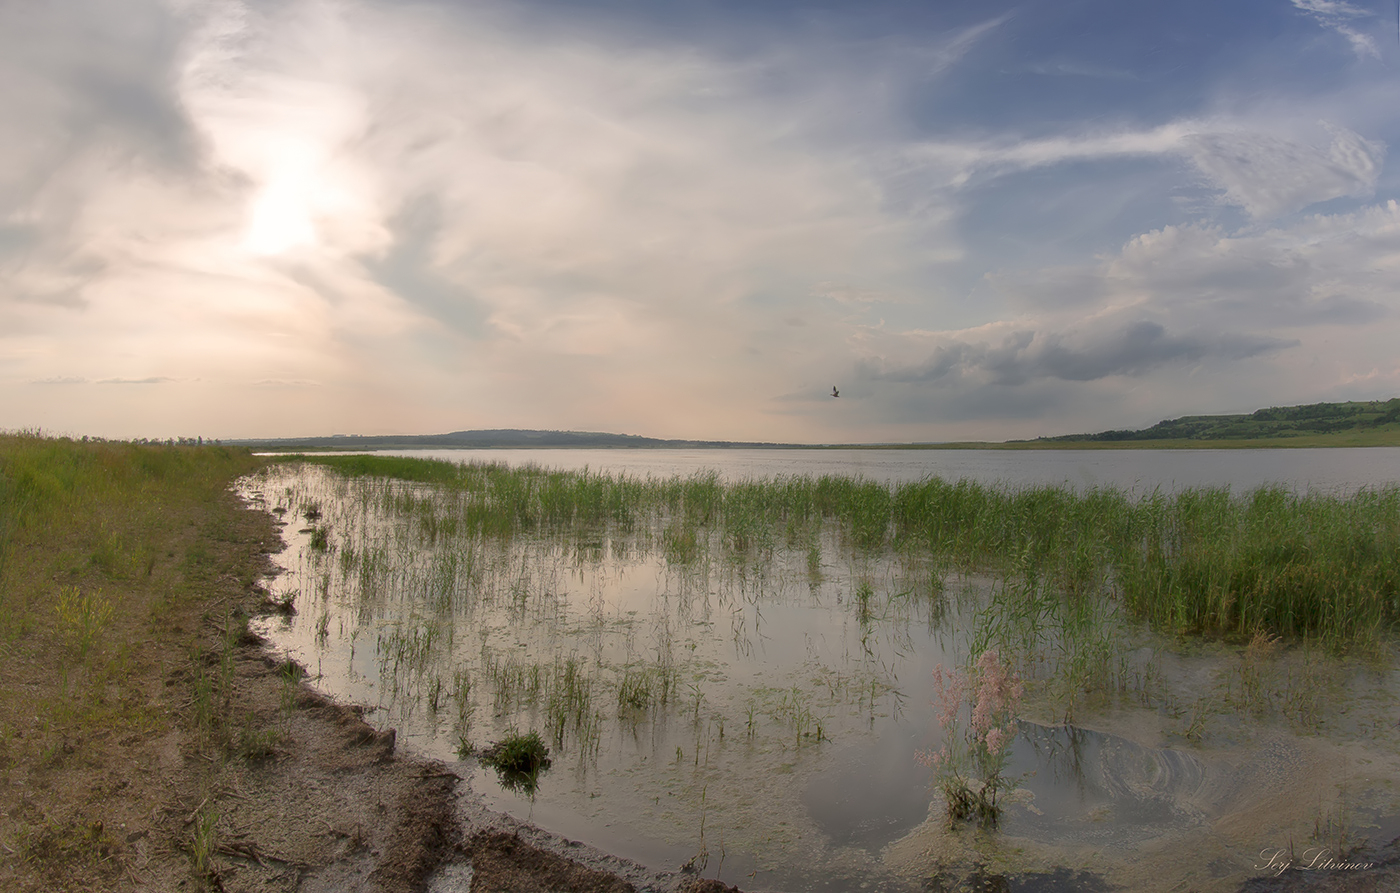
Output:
4 1 1398 442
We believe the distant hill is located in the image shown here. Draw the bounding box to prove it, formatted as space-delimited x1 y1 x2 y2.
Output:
235 398 1400 452
1029 398 1400 444
234 428 795 451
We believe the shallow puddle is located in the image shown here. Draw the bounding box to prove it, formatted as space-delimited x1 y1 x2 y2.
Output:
239 463 1400 892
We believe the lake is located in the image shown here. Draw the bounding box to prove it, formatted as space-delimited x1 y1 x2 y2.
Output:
239 449 1400 892
298 446 1400 493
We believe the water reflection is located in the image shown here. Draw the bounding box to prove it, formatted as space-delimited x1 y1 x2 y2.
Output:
242 463 949 886
240 459 1400 893
1009 722 1205 845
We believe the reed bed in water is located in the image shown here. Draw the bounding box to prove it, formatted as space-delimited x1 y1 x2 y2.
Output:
291 454 1400 650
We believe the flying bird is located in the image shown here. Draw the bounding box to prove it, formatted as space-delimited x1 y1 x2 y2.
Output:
831 386 840 398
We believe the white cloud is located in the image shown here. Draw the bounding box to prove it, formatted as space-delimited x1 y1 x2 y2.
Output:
1292 0 1380 59
911 119 1384 222
1183 125 1383 220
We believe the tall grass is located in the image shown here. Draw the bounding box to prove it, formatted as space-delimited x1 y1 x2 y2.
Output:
1 434 261 633
289 454 1400 650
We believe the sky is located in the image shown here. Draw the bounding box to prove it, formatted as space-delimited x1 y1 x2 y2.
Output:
2 0 1399 443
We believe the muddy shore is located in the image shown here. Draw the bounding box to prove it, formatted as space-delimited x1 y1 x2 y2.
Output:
141 489 748 893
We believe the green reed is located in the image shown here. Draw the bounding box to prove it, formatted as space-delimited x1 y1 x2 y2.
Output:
291 454 1400 651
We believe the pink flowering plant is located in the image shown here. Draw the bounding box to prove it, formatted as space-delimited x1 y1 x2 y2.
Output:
917 648 1024 828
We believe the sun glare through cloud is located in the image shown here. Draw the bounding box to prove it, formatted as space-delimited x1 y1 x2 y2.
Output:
243 166 318 255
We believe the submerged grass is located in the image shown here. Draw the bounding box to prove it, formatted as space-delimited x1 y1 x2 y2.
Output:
247 453 1400 870
245 457 1397 858
288 454 1400 651
252 453 1400 807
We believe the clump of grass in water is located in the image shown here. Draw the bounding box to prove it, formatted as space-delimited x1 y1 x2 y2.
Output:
854 579 876 627
544 656 598 750
662 522 701 565
773 686 826 748
919 649 1024 829
478 729 552 795
617 664 658 715
1282 643 1333 730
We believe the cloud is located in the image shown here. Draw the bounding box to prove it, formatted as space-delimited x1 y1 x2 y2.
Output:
8 0 986 438
1 0 1396 443
96 376 178 385
1022 60 1138 80
840 198 1400 430
0 1 206 307
996 200 1400 324
1182 125 1383 220
1292 0 1380 59
910 119 1383 222
866 321 1293 386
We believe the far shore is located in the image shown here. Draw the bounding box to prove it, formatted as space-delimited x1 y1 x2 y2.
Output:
250 431 1400 452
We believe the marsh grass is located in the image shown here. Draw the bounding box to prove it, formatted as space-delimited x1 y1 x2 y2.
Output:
265 456 1400 772
292 454 1400 651
478 729 552 795
257 453 1400 857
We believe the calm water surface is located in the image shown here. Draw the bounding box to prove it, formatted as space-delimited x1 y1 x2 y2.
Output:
327 447 1400 494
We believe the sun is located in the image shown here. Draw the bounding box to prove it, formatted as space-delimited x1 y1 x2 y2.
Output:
243 178 317 255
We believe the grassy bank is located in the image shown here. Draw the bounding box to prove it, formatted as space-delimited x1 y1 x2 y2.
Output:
292 454 1400 650
979 429 1400 449
0 434 267 890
